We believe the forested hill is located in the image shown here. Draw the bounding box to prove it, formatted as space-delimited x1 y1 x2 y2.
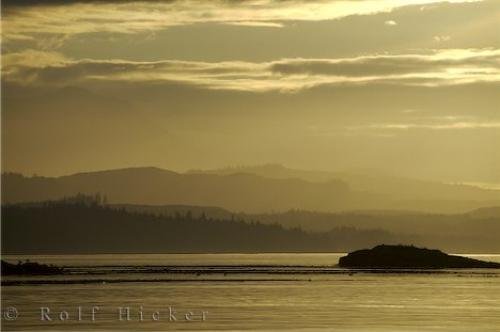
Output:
1 199 403 254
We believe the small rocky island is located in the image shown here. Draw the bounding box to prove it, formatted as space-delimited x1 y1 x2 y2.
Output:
338 245 500 269
1 260 64 275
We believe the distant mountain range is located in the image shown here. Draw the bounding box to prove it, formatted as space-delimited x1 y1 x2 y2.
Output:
2 167 348 213
188 164 500 201
3 165 500 213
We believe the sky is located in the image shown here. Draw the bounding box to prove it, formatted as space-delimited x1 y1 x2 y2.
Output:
1 0 499 184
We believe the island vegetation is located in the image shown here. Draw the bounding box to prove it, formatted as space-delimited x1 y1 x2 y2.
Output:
1 260 64 275
338 245 500 269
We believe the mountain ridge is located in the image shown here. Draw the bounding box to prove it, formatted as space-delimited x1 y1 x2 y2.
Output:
3 165 499 214
189 164 500 201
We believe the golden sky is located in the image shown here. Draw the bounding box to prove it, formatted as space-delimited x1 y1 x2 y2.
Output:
1 0 499 183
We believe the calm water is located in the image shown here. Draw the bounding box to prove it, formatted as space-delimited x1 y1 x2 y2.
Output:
2 254 500 331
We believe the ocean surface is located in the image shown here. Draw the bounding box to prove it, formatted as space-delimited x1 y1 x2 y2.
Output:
2 253 500 331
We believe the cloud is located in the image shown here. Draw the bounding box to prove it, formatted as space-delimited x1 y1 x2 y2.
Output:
270 52 500 79
384 20 398 26
1 0 482 42
2 49 69 68
363 122 500 130
223 21 285 28
402 109 418 114
348 113 500 131
3 48 500 92
434 35 451 43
